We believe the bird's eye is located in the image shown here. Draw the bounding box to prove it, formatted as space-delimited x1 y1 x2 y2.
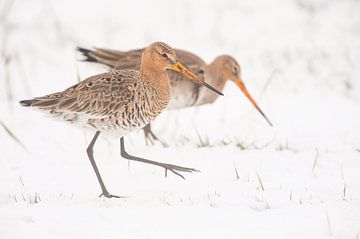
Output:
161 53 168 58
233 66 239 74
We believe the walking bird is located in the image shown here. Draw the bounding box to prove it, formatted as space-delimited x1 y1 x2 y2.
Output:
20 42 223 198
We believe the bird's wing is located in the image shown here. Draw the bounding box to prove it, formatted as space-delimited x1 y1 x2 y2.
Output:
32 70 139 118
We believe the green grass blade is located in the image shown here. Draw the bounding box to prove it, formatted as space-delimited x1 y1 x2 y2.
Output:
233 162 240 180
256 171 265 191
0 119 29 153
75 60 81 83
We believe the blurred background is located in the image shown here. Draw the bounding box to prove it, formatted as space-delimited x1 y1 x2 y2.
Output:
0 0 360 238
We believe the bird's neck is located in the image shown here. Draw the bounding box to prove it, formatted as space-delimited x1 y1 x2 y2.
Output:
208 60 228 92
139 55 171 106
194 61 227 105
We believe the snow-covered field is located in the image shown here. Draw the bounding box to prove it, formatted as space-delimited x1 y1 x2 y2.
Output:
1 0 360 238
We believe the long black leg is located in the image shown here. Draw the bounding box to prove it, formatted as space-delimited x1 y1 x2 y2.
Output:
143 123 168 147
87 131 121 198
120 137 199 179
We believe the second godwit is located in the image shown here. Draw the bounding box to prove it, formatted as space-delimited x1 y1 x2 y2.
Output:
20 42 223 198
78 46 272 145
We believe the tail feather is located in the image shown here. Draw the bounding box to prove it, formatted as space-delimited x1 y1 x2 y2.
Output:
77 47 119 68
19 99 39 107
19 98 59 108
77 47 98 63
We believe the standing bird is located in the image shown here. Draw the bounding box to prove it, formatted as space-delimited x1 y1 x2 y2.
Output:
78 46 272 145
20 42 223 198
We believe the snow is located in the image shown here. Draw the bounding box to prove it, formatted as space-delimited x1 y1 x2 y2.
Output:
1 0 360 238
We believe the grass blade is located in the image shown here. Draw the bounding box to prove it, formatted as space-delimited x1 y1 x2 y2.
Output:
256 171 265 191
233 162 240 180
75 60 81 83
0 119 29 153
312 148 319 174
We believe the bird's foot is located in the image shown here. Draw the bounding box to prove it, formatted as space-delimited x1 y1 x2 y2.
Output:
144 133 168 147
162 163 200 179
144 126 168 147
99 191 125 199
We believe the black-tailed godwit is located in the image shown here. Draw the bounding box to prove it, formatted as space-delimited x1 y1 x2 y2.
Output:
20 42 223 198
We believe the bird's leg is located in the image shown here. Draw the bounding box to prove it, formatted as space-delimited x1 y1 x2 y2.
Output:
87 131 122 198
143 123 168 147
120 137 199 179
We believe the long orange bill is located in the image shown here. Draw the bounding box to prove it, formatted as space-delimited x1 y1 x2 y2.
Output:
171 62 223 96
235 79 273 127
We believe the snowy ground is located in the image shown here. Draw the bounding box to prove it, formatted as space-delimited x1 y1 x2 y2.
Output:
1 0 360 238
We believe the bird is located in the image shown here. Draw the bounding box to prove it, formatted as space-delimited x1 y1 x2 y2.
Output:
20 42 223 198
78 46 272 146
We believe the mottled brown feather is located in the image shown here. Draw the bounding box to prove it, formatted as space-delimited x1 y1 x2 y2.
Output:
34 71 118 111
